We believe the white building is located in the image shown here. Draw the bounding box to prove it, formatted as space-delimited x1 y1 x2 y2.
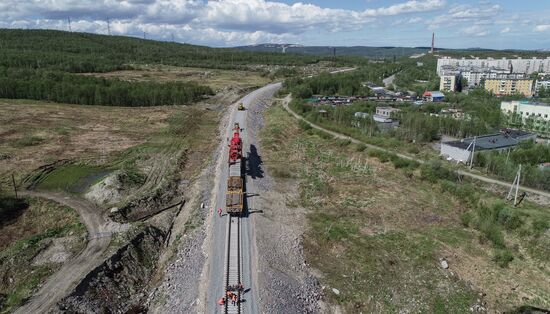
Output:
535 80 550 93
375 107 401 118
437 57 550 76
501 101 550 137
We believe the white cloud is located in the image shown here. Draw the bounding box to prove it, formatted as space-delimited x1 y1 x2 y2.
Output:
534 25 550 32
0 0 446 45
461 25 489 37
500 27 510 34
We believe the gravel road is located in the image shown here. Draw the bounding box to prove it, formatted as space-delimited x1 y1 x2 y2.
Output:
14 191 127 313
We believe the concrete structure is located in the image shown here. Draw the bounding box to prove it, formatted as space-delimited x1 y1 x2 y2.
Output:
423 91 445 102
375 107 401 118
440 74 460 91
354 112 369 119
535 79 550 94
484 79 533 97
437 57 550 76
441 129 536 163
501 100 550 137
460 70 526 87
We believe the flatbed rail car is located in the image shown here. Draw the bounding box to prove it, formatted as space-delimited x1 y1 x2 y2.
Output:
226 176 243 214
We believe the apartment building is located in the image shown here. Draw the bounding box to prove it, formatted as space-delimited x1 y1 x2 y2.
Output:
484 79 533 96
437 57 550 76
439 74 459 91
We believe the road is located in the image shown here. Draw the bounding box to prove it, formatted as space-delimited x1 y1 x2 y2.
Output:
282 96 550 199
204 83 282 313
383 74 396 88
14 191 121 314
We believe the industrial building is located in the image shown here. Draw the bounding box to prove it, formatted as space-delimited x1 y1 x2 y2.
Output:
437 57 550 76
484 79 533 97
501 100 550 137
423 91 445 102
440 129 536 163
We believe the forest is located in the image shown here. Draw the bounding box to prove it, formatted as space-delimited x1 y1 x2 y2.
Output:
0 29 373 106
283 63 402 98
0 68 213 106
0 29 355 73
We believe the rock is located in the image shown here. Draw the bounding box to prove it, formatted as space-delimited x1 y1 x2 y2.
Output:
440 259 449 269
110 207 119 213
332 288 340 295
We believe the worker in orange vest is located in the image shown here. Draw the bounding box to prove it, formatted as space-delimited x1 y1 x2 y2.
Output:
218 208 222 217
231 294 238 306
217 297 225 305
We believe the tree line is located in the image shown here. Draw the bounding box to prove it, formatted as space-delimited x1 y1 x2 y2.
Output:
0 68 213 106
0 29 354 73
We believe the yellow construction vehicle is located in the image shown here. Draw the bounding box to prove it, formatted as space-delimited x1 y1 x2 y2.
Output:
238 103 245 110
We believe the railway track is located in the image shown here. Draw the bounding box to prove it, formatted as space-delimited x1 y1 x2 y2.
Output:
224 215 242 313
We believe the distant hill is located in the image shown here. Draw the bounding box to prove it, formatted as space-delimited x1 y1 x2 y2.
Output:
235 43 550 60
0 29 324 73
235 44 434 59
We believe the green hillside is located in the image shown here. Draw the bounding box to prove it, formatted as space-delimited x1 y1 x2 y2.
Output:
0 29 324 73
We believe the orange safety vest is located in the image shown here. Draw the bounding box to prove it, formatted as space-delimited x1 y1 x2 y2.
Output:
217 297 225 305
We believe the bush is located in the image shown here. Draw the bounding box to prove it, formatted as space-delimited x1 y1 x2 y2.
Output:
493 249 514 268
497 207 523 231
355 144 367 152
479 219 505 249
12 136 44 147
299 120 312 131
337 139 351 147
420 160 456 183
460 211 474 227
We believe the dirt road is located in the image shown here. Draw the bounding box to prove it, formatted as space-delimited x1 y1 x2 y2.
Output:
200 83 282 313
14 191 125 313
282 96 550 199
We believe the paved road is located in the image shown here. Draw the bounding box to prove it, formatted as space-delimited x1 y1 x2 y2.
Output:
282 96 550 199
14 191 116 314
205 83 282 314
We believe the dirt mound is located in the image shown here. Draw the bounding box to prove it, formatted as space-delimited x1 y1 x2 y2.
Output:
84 170 124 206
57 226 165 313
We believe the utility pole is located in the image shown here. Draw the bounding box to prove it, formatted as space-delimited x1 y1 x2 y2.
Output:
507 164 522 206
107 19 111 35
143 32 147 40
467 136 476 169
68 17 72 32
171 33 175 42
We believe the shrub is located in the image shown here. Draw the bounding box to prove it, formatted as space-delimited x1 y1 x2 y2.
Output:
493 249 514 268
299 120 312 131
460 211 474 227
337 139 351 147
355 144 367 152
497 207 523 231
480 220 505 249
12 136 44 147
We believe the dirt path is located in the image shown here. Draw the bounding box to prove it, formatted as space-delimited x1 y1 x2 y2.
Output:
14 191 125 314
282 95 550 200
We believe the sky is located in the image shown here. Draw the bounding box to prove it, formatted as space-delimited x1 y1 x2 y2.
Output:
1 0 549 49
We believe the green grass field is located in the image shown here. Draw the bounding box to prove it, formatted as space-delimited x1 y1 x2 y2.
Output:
261 104 550 312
